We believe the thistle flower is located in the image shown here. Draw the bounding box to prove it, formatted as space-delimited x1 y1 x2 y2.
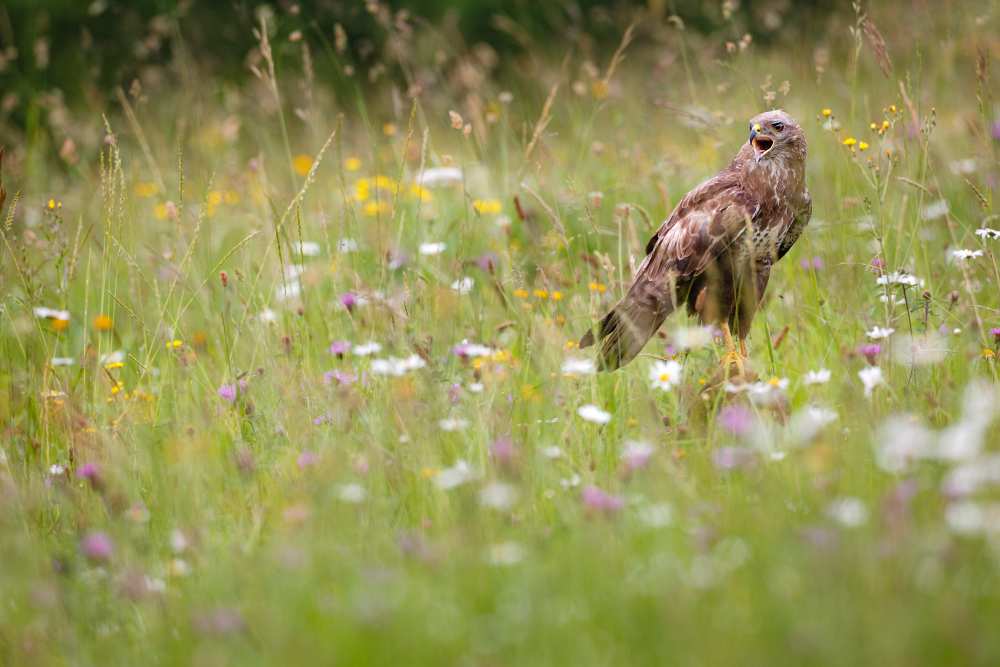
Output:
858 343 881 365
329 340 351 356
718 404 754 436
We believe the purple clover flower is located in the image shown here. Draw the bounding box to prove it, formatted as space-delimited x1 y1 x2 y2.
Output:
718 404 753 437
218 384 237 403
81 531 114 563
581 485 624 514
329 340 351 356
340 292 359 311
490 436 517 467
858 343 881 365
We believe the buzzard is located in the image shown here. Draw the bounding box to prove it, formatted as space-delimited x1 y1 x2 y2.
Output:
580 110 811 373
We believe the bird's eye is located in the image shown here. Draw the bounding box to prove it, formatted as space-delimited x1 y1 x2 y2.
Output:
771 121 785 132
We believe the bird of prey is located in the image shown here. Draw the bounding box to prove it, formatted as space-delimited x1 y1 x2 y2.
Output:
580 109 811 373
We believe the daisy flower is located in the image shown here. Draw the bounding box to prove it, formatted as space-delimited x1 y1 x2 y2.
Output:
649 359 682 391
577 404 611 424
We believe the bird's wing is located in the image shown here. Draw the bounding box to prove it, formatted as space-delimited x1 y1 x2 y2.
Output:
637 181 760 287
776 189 812 261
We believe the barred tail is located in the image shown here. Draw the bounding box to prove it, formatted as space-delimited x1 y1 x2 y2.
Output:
579 294 672 370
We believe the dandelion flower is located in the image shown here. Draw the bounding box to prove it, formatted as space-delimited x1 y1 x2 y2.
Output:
343 157 362 172
842 137 857 147
472 199 503 215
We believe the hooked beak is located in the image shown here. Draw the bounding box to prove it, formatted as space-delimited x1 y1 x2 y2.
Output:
749 123 774 162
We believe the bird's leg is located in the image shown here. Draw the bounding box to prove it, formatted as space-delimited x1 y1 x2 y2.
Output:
719 323 745 376
739 337 748 359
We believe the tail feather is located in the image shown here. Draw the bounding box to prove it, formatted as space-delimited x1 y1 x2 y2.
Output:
579 295 672 370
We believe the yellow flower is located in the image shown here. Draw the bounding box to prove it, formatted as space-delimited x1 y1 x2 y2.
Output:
105 361 125 370
154 203 169 220
93 314 113 331
51 318 69 332
110 380 124 396
591 80 609 100
207 190 224 206
533 289 549 299
223 190 240 205
513 288 529 299
382 123 397 137
47 198 62 211
588 281 607 293
408 183 432 202
859 141 869 151
842 137 857 147
374 175 397 190
564 340 577 350
134 181 158 198
869 122 878 131
472 199 502 215
420 467 439 479
982 348 995 359
344 157 362 172
354 179 370 202
165 339 183 349
292 154 314 176
551 291 563 301
821 108 832 117
362 201 390 217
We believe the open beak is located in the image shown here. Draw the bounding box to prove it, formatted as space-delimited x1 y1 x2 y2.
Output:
749 124 774 161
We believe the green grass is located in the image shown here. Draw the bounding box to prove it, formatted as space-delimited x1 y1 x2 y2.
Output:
2 3 1000 664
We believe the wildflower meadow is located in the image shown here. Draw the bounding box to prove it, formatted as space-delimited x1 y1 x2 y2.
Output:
2 1 1000 664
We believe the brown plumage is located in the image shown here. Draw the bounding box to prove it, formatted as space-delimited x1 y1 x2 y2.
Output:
580 110 811 370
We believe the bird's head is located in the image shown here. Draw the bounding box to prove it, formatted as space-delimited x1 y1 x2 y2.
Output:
747 110 805 164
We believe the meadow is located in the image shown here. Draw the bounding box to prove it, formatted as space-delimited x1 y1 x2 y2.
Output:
2 2 1000 664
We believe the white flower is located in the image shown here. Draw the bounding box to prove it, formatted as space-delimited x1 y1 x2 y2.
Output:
370 354 427 376
337 483 366 503
874 414 934 473
866 326 895 340
560 473 581 489
291 241 321 256
438 418 469 432
879 294 906 307
949 158 978 175
487 541 525 566
337 238 359 253
258 308 278 323
419 241 447 256
803 368 831 385
745 377 789 406
876 272 923 288
945 501 986 534
468 383 484 393
637 502 674 528
417 167 463 187
100 350 125 365
50 357 76 367
577 404 611 424
353 341 382 356
275 281 301 301
454 340 493 357
788 405 838 443
890 333 949 367
921 199 949 220
542 446 563 459
48 464 67 476
435 460 475 489
951 249 983 261
561 357 596 376
649 359 683 391
479 482 519 510
859 366 884 397
33 307 70 321
672 326 714 350
975 227 1000 240
827 497 868 527
451 276 474 294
